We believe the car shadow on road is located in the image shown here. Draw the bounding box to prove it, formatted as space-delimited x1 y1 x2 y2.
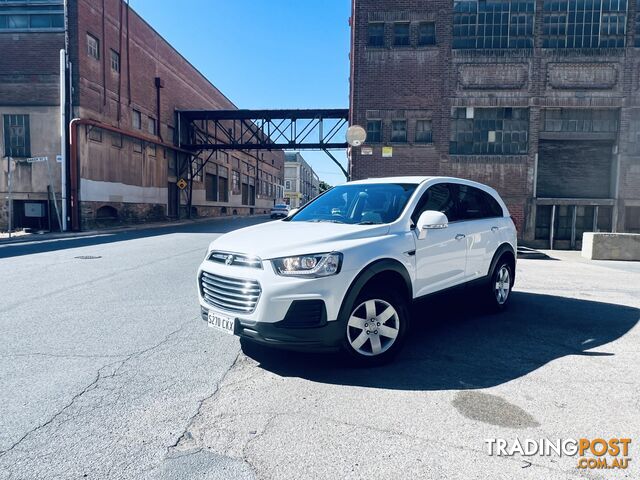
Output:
241 291 639 391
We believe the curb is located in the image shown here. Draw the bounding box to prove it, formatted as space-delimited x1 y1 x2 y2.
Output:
0 215 270 246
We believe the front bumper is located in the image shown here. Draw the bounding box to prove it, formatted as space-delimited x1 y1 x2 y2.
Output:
200 305 344 351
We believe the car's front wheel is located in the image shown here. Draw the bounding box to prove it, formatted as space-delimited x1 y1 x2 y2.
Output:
343 287 408 365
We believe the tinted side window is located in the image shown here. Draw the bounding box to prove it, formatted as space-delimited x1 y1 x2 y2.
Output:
457 185 504 220
411 183 460 223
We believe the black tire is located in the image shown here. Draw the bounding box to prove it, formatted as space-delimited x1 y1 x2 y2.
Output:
486 257 514 312
341 285 410 366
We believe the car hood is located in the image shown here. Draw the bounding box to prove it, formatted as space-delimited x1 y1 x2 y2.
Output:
209 220 390 259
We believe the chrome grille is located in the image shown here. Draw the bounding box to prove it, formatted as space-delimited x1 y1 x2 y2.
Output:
208 251 262 269
200 271 261 314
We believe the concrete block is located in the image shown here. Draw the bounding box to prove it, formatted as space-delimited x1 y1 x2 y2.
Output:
582 232 640 261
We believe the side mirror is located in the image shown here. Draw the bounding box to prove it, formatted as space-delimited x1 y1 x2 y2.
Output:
287 208 299 217
416 210 448 240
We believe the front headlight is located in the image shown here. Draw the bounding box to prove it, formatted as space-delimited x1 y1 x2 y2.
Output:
272 252 343 278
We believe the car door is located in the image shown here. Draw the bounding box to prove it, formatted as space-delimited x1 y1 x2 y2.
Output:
456 184 504 281
412 183 468 297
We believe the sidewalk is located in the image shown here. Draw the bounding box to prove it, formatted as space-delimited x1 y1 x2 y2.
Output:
0 215 269 246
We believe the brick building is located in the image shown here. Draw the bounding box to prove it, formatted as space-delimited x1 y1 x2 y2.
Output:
349 0 640 249
1 0 284 232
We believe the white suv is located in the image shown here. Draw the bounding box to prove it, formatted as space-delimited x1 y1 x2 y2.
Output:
198 176 517 364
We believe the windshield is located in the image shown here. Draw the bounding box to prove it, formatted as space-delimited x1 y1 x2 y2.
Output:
288 183 418 225
273 204 288 209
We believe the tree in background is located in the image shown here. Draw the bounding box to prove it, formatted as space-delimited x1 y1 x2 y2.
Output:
319 181 332 193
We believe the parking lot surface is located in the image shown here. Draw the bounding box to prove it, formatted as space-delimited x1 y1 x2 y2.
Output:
0 219 638 479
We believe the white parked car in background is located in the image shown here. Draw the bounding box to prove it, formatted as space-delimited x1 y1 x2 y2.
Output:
198 176 517 364
270 203 290 219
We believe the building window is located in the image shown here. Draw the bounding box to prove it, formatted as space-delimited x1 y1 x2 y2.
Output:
453 1 535 49
147 144 156 156
133 139 142 153
132 110 141 130
393 23 410 46
285 180 292 190
87 33 100 59
366 120 382 143
148 117 156 136
111 133 123 148
450 107 529 155
110 49 120 73
391 120 407 143
0 2 64 32
542 0 627 48
415 120 433 143
543 109 619 133
368 22 384 47
418 22 436 45
193 158 203 182
232 170 240 193
3 114 30 158
88 126 102 142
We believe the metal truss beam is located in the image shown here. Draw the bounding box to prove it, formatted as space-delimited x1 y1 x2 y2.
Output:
177 108 349 151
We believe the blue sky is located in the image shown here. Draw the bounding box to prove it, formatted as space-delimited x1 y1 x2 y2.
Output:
132 0 351 186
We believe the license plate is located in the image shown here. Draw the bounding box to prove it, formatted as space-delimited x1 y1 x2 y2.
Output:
207 310 235 335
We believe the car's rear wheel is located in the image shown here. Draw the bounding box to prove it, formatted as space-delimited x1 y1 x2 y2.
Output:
343 287 408 365
487 259 513 311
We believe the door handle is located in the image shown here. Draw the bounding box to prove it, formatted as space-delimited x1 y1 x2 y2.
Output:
455 233 466 240
491 226 499 232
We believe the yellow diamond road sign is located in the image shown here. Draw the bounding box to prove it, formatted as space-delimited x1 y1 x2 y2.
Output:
177 178 188 190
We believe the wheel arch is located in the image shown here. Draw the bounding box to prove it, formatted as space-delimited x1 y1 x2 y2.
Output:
488 243 516 283
337 258 412 324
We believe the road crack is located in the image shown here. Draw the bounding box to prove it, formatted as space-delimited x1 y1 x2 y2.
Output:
0 323 189 460
166 350 243 455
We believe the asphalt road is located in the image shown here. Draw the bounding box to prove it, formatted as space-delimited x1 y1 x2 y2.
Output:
0 218 638 479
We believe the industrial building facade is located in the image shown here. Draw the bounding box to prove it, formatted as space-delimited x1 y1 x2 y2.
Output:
1 0 284 232
349 0 640 248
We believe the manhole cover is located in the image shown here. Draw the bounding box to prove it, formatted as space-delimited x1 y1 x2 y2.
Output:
74 255 102 260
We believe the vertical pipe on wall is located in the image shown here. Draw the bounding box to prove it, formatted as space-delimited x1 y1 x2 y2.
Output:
117 0 123 123
101 0 106 107
60 49 68 231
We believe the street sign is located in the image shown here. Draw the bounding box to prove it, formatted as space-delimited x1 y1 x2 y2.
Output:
177 178 188 190
361 146 373 155
27 156 48 163
382 147 393 158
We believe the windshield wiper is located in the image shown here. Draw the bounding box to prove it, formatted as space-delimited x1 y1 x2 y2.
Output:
357 221 382 225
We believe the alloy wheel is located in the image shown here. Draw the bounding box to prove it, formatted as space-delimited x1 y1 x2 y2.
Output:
347 299 400 356
495 265 511 305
